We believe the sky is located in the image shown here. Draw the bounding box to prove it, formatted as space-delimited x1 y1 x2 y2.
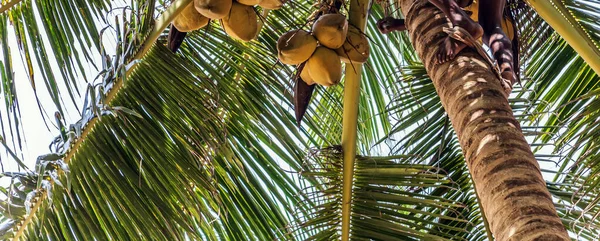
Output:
3 27 70 172
0 3 116 179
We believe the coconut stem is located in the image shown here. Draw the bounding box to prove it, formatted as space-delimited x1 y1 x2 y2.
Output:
0 0 22 14
340 0 370 240
12 191 46 241
255 9 271 40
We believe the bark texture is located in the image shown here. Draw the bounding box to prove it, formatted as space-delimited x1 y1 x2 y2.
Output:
396 0 569 240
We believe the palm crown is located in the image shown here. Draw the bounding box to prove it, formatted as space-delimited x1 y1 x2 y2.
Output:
0 0 599 240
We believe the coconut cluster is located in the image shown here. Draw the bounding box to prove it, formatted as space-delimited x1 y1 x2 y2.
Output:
172 0 286 42
277 13 370 87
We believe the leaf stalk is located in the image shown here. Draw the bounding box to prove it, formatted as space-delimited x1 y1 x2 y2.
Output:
527 0 600 75
341 0 370 240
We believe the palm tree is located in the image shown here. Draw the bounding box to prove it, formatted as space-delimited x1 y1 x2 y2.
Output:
0 0 598 240
393 0 572 240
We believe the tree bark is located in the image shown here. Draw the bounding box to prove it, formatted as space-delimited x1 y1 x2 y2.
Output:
396 0 569 240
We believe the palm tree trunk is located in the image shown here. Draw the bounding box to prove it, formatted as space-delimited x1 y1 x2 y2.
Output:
396 0 569 240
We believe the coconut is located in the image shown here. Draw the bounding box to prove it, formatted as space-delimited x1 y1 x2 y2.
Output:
335 26 369 63
501 18 515 41
277 30 318 65
172 3 210 32
312 14 348 49
259 0 284 9
238 0 262 5
306 47 342 87
463 0 479 22
221 2 258 42
300 66 315 85
195 0 232 19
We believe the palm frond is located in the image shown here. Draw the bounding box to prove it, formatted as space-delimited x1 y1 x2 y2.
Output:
513 2 600 232
294 147 474 240
1 42 318 240
0 0 118 146
1 0 599 240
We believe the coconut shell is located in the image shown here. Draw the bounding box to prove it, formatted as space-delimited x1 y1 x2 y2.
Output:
195 0 232 19
312 14 348 49
238 0 262 5
335 26 369 63
277 30 318 65
172 3 210 32
259 0 284 9
306 47 342 87
221 2 258 42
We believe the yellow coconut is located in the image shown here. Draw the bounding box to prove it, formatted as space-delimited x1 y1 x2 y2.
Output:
238 0 262 5
335 26 369 63
259 0 284 9
172 3 210 32
306 47 342 87
464 0 479 22
300 66 315 85
501 17 515 41
312 14 348 49
194 0 232 19
221 2 258 42
277 30 318 65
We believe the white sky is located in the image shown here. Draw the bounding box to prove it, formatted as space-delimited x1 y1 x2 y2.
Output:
3 27 70 172
0 3 114 176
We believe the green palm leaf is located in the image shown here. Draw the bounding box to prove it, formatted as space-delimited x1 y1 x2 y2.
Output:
0 0 600 240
